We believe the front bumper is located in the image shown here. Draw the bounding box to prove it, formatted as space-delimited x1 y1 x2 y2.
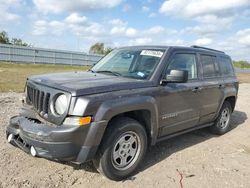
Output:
6 116 106 163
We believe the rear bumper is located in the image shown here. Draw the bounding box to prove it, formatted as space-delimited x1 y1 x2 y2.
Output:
6 116 106 163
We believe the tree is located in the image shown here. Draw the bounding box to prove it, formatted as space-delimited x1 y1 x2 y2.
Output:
89 42 105 54
104 47 113 55
89 42 113 55
0 31 10 44
0 31 29 46
11 38 28 46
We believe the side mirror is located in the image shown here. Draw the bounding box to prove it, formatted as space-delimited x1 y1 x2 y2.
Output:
161 70 188 84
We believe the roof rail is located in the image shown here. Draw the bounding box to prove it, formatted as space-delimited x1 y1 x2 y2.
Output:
191 45 225 54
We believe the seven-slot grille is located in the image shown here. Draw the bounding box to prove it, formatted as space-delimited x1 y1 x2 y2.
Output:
27 85 50 115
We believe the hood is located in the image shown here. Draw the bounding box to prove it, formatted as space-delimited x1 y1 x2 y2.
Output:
28 71 155 96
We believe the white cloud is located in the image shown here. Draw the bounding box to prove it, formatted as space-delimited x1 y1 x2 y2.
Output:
32 20 65 35
131 37 152 45
165 39 186 46
122 4 132 12
148 13 157 18
0 0 22 23
68 22 105 36
195 15 233 25
0 11 19 22
110 26 126 35
109 19 131 36
33 0 122 14
146 26 165 34
237 28 250 47
83 23 105 35
32 20 48 35
195 38 213 46
159 0 250 18
182 15 233 36
64 13 87 24
183 25 220 36
142 6 150 12
159 0 250 37
109 19 127 27
28 12 250 62
126 28 137 37
191 29 250 61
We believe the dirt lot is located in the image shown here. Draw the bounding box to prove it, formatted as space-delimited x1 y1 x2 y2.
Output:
0 84 250 188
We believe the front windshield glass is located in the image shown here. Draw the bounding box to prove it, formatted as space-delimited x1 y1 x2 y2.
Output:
91 48 165 80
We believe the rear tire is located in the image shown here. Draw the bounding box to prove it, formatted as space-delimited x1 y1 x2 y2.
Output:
210 101 232 135
93 117 147 181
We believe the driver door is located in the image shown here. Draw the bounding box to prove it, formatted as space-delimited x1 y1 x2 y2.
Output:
158 52 203 137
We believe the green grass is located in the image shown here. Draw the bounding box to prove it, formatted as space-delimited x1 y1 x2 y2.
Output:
0 62 89 92
0 62 250 92
233 61 250 69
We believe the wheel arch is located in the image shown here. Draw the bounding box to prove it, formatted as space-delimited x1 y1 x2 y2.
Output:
215 94 236 121
94 96 159 146
224 96 236 111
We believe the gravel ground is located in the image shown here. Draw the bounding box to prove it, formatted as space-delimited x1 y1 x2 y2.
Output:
0 84 250 188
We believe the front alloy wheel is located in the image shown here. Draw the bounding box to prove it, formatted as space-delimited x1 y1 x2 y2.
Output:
93 117 147 181
112 131 141 170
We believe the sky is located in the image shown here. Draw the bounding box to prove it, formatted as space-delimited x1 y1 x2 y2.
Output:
1 0 250 61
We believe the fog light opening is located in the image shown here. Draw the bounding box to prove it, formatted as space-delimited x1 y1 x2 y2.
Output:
7 134 13 143
30 146 37 157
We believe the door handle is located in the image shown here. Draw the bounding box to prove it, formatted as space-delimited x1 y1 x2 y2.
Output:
192 87 202 93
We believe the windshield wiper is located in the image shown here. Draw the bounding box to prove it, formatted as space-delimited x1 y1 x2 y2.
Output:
96 70 121 76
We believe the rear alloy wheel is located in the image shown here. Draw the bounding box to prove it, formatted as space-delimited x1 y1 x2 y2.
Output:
93 117 147 181
218 108 230 129
210 101 232 135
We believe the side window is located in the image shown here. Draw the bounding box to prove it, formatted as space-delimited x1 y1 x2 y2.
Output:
167 53 197 80
200 55 220 78
219 57 234 76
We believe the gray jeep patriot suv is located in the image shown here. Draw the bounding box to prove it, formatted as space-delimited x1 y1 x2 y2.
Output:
6 45 238 180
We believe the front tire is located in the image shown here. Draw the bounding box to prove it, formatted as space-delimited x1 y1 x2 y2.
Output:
210 101 232 135
93 117 147 181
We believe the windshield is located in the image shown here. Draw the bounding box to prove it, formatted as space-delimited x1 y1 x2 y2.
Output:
91 48 165 80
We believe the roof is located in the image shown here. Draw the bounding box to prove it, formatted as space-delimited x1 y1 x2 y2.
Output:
118 45 230 57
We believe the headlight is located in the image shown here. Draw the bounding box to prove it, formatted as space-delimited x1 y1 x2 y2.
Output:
54 94 68 115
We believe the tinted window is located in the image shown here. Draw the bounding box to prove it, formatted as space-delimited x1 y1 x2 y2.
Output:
219 57 234 76
167 53 197 79
200 55 220 78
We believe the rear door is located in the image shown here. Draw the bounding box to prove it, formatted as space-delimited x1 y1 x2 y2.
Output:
199 53 225 124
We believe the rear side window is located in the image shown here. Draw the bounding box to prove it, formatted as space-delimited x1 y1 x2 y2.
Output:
200 55 220 78
167 53 197 80
218 57 235 76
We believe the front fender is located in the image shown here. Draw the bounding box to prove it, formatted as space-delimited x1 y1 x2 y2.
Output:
94 96 159 145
